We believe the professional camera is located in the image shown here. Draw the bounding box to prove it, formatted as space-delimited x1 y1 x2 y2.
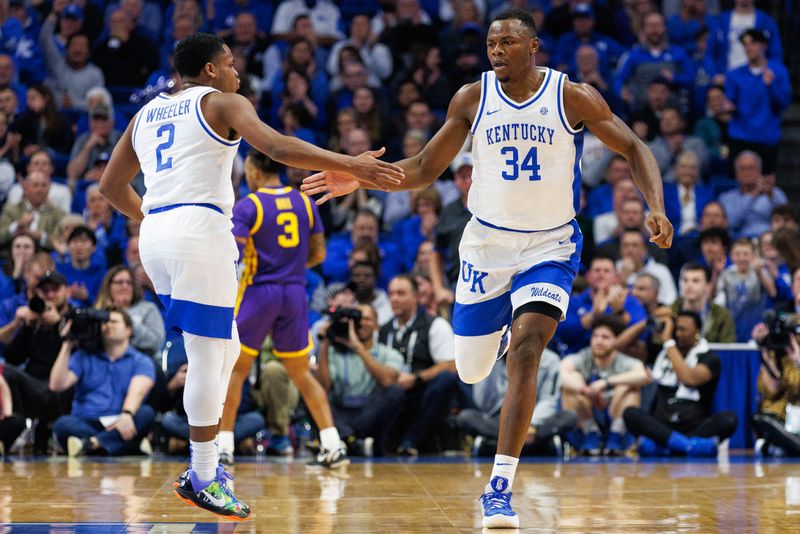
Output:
28 296 46 314
323 306 362 352
759 310 800 352
66 308 110 354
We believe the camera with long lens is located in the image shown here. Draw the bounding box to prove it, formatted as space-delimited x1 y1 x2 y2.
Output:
759 310 800 352
66 308 110 354
323 306 362 352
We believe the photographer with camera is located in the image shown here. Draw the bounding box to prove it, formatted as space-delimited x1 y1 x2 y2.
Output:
750 267 800 456
316 302 405 456
624 310 738 457
50 307 156 456
0 268 72 453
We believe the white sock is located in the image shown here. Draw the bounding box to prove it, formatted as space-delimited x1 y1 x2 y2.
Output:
190 439 218 484
218 431 235 455
486 454 519 494
319 426 341 451
580 418 600 434
610 417 627 434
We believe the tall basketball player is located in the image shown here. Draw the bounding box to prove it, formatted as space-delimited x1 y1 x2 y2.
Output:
98 33 403 520
301 9 673 528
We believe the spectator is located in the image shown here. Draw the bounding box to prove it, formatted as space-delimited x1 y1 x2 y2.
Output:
0 366 26 454
50 3 85 58
0 54 26 107
0 87 19 124
561 316 650 455
0 232 36 300
322 209 403 289
629 77 676 143
50 214 84 264
327 14 392 85
40 6 105 111
624 311 738 456
751 318 800 457
50 308 156 457
377 0 438 74
553 4 623 77
771 205 799 233
326 61 371 118
310 282 357 358
6 150 72 214
352 86 386 147
316 302 404 456
627 273 670 363
594 199 670 264
430 151 472 304
593 179 642 243
719 151 787 239
458 348 577 457
11 84 74 157
669 262 736 343
667 0 716 56
83 184 127 266
586 155 633 218
705 0 782 81
647 107 708 180
0 269 71 453
724 29 791 174
95 265 165 357
692 85 732 160
756 230 793 304
715 238 775 342
0 170 66 250
698 226 731 291
103 0 162 45
391 187 440 271
348 260 392 325
613 12 695 112
255 356 299 456
214 0 273 35
223 11 269 80
271 0 343 45
66 103 122 184
378 274 457 456
56 225 105 308
571 45 620 116
617 228 677 305
663 151 713 236
559 255 647 356
92 9 159 87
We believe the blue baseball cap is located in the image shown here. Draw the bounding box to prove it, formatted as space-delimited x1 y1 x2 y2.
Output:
572 4 595 18
63 4 84 20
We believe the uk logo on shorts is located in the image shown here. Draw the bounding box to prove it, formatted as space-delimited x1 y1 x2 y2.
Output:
461 260 488 294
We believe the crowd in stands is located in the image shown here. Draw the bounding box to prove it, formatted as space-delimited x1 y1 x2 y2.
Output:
0 0 796 459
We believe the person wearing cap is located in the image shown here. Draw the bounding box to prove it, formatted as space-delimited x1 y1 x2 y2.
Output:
0 261 73 453
56 225 106 307
66 102 122 183
552 4 623 78
613 12 695 112
0 170 66 250
723 28 790 175
40 4 104 112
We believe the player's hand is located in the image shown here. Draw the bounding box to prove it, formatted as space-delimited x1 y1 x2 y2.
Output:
349 147 404 190
645 212 673 249
301 170 360 205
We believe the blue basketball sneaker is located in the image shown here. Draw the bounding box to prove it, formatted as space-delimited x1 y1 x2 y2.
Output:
480 476 519 528
580 431 603 456
637 436 670 457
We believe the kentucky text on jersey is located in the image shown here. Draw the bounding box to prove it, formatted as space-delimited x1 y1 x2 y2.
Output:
144 99 191 123
484 123 555 146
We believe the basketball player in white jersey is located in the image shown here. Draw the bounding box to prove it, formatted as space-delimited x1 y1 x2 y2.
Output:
302 9 673 528
98 33 403 520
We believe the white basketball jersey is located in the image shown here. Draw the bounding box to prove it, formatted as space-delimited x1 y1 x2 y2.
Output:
133 86 241 217
468 68 584 231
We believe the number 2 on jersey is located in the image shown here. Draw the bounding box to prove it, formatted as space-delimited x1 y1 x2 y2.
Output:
276 212 299 248
500 146 541 181
155 123 175 172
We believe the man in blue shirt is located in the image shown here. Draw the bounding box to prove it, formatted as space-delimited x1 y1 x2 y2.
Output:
557 255 647 356
724 29 791 175
56 225 106 307
719 151 788 239
552 5 624 78
50 307 156 456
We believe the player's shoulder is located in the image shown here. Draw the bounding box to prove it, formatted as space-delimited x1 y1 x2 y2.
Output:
562 78 612 122
450 78 484 109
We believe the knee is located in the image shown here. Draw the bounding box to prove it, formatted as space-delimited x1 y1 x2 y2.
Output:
454 333 502 384
622 406 641 425
506 332 547 369
136 405 156 425
719 410 739 431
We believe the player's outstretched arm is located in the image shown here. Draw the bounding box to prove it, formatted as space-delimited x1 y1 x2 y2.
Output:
99 118 145 222
301 82 478 203
214 93 404 190
564 81 674 249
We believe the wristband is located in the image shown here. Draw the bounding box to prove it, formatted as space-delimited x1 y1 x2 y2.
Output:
663 339 677 350
122 409 135 417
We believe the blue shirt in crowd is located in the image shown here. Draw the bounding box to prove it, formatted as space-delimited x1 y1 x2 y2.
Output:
725 61 792 147
57 259 107 308
68 347 155 419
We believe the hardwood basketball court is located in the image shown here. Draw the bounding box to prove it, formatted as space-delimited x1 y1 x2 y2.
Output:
1 454 798 532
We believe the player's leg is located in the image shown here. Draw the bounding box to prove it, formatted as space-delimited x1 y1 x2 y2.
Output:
481 221 582 529
275 284 348 468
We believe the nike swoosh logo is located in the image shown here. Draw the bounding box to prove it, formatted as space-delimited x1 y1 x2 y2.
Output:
203 490 227 508
558 239 568 245
486 109 501 115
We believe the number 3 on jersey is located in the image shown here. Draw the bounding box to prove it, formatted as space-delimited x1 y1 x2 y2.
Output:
277 212 299 248
155 123 175 172
500 146 541 181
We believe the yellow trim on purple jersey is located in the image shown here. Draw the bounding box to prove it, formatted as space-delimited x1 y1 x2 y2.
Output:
240 343 260 357
248 193 264 236
273 332 313 359
299 192 314 230
257 186 292 195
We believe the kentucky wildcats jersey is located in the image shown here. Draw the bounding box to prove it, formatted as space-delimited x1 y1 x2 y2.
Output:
133 86 241 217
232 186 323 285
469 68 584 231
